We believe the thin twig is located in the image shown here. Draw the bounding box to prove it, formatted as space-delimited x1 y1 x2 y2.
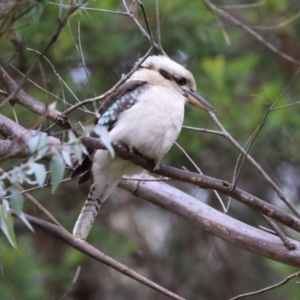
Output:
60 266 81 300
0 2 84 110
62 47 154 115
208 111 300 218
252 11 300 31
122 0 166 55
182 126 224 136
175 142 227 213
27 48 81 104
232 67 300 194
155 0 164 52
203 0 300 66
260 214 296 250
270 100 300 111
228 271 300 300
47 2 129 16
218 20 231 46
137 0 154 47
0 168 60 225
120 175 300 266
218 2 266 10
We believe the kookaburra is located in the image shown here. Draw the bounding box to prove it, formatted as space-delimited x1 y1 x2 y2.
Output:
71 55 214 241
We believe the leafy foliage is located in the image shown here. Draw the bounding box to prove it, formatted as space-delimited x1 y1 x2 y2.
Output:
1 0 300 299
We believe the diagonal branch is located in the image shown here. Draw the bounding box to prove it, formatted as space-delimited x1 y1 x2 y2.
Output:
1 109 300 235
17 212 185 300
203 0 300 66
0 64 71 129
0 113 71 160
120 174 300 267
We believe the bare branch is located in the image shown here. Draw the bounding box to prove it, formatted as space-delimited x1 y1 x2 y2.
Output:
17 212 186 300
1 110 300 234
208 112 300 218
119 174 300 267
75 133 300 233
60 266 81 300
260 214 296 250
0 64 71 129
175 142 227 213
0 114 71 160
62 47 154 115
0 2 85 109
252 11 300 31
203 0 300 66
0 167 60 226
218 2 266 10
47 2 129 16
229 271 300 300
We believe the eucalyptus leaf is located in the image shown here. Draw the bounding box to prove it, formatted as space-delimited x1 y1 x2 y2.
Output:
0 200 17 248
10 188 24 216
61 150 73 167
28 161 47 186
27 132 48 157
68 130 77 143
50 151 65 194
10 166 25 184
0 181 6 199
19 212 34 232
71 144 83 162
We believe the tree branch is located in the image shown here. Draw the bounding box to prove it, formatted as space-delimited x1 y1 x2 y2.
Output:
0 113 71 160
17 212 185 300
0 64 71 129
120 174 300 267
79 134 300 234
1 109 300 236
203 0 300 66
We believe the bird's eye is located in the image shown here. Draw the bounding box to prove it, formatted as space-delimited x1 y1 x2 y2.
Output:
174 77 187 86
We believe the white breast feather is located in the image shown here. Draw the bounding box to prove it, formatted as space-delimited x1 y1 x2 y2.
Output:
109 84 185 161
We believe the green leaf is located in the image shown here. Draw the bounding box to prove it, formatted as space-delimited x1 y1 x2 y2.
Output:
50 150 65 194
27 132 48 157
28 161 47 186
0 200 17 248
71 144 83 162
9 189 34 232
68 130 77 143
10 166 25 184
19 212 34 232
10 188 24 216
0 180 6 199
61 150 73 167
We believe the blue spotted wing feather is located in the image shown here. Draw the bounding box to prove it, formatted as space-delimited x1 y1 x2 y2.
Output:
97 80 147 130
71 80 148 184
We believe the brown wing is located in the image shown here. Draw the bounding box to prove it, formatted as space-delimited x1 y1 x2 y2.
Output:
71 80 148 185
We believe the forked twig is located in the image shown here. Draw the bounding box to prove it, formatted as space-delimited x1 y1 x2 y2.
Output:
208 111 300 218
175 142 227 212
229 271 300 300
203 0 300 66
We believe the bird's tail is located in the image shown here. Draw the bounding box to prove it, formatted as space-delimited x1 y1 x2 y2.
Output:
73 175 121 241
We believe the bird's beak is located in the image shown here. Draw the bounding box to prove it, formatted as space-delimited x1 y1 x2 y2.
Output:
185 89 215 112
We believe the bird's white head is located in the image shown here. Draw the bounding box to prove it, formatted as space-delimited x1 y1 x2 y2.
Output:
131 55 215 112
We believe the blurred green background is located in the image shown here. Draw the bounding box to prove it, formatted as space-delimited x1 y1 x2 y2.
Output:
1 0 300 299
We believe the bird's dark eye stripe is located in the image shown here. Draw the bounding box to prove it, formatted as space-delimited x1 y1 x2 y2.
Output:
159 69 187 86
159 69 173 81
173 76 187 86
